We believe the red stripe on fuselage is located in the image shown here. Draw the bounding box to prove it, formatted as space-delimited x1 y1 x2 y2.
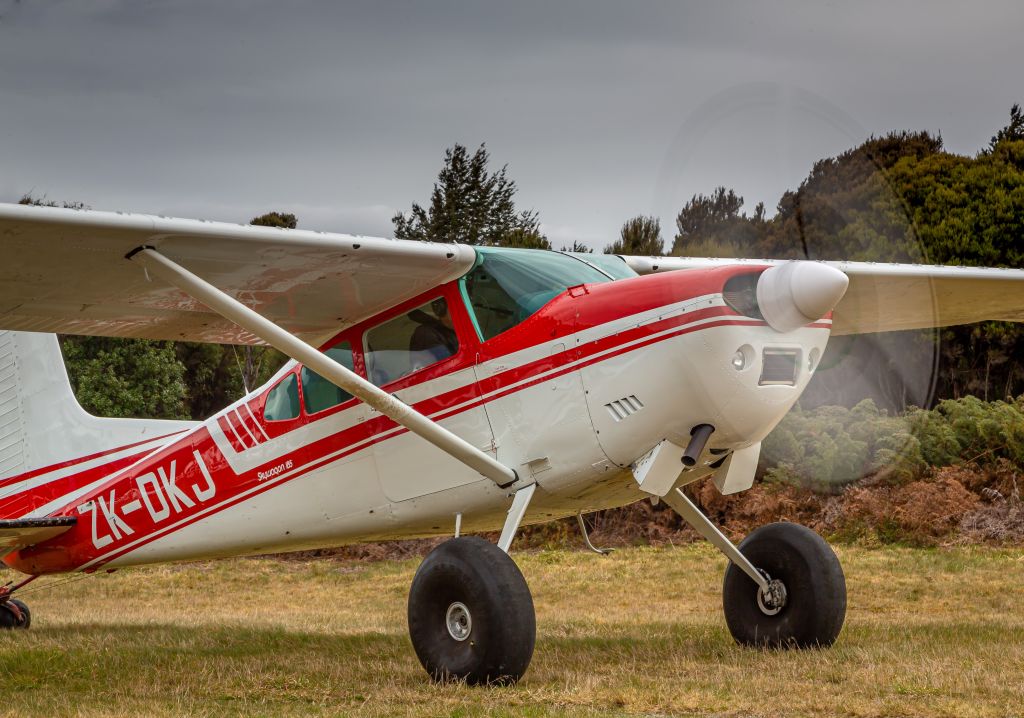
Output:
8 305 789 574
0 431 187 490
218 415 249 452
0 450 156 518
9 266 821 573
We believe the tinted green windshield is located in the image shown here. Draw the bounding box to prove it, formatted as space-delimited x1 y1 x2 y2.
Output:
461 247 610 341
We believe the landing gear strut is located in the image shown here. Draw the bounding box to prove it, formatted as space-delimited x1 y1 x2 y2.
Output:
0 598 31 629
662 486 846 648
407 536 535 685
722 522 845 647
408 484 537 685
0 575 35 630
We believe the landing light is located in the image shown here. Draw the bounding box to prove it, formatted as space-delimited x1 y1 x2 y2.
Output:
732 345 754 371
808 348 821 371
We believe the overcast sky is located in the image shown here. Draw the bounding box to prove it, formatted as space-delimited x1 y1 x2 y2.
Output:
1 1 1021 250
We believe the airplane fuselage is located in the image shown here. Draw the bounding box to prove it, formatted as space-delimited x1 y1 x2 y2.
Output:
3 264 829 575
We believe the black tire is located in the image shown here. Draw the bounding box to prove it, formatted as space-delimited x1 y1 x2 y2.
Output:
408 536 535 685
723 522 845 648
0 599 30 629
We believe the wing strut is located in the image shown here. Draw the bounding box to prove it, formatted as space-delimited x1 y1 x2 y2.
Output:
129 247 519 489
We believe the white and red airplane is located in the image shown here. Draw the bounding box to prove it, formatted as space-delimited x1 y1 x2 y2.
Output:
1 202 1022 684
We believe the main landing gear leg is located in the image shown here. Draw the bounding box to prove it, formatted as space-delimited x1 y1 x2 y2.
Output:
0 576 36 630
407 484 537 685
661 487 846 648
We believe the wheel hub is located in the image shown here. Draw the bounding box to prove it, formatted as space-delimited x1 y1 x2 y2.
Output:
445 601 472 641
756 576 788 616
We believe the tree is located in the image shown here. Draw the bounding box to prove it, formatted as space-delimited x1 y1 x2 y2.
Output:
62 336 189 419
249 211 297 229
761 131 943 261
675 187 743 241
988 103 1024 152
499 227 552 250
560 240 592 253
669 125 1024 409
392 143 546 247
672 187 765 257
605 216 664 255
173 211 295 416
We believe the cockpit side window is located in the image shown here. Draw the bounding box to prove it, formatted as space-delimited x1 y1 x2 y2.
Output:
461 247 610 341
364 297 459 386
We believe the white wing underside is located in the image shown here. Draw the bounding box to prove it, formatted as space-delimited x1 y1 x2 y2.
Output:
0 204 475 346
2 203 1022 344
621 256 1024 335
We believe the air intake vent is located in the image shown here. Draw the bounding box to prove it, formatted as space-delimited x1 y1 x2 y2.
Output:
722 272 765 319
604 395 645 422
759 348 800 386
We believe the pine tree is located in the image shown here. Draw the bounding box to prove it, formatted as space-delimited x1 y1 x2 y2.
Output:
561 240 593 253
605 216 664 255
671 187 764 257
988 103 1024 151
392 144 547 247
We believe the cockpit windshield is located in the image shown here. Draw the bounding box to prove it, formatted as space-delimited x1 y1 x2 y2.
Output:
563 251 639 280
461 247 610 341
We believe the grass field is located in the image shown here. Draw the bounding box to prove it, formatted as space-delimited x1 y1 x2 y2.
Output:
1 544 1023 717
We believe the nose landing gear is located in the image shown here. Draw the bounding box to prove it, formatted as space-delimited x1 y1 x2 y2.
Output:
662 486 846 648
723 522 845 647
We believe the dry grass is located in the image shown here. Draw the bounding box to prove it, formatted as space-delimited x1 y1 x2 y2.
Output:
1 544 1023 717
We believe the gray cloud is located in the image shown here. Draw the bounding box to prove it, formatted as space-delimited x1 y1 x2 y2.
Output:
2 0 1021 249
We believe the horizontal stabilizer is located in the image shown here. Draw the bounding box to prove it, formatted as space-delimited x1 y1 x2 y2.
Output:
0 517 76 551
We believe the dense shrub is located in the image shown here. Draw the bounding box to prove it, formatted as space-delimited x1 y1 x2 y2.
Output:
762 397 1024 491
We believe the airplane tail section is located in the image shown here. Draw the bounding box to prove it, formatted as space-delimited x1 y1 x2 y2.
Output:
0 331 196 498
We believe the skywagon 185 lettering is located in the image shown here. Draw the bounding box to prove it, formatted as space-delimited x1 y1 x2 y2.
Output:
257 460 294 483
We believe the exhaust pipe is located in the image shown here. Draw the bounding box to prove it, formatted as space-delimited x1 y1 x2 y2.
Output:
682 424 715 467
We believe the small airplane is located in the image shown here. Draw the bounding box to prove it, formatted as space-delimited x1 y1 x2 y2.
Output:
1 201 1023 684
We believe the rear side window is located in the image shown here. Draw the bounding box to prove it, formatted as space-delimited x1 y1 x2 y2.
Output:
301 343 355 414
264 374 300 421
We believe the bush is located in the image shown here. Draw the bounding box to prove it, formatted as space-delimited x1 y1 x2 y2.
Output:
763 396 1024 490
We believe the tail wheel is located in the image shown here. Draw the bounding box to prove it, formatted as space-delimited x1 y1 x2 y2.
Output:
408 536 535 685
0 598 31 629
723 522 846 648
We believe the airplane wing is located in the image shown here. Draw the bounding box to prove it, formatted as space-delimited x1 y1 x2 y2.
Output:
0 203 475 346
620 256 1024 335
0 517 76 552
